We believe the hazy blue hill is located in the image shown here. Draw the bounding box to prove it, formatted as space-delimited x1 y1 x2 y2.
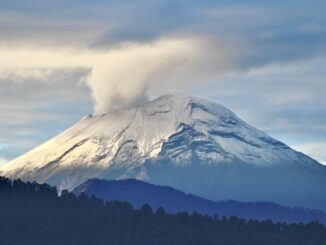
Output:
73 178 326 224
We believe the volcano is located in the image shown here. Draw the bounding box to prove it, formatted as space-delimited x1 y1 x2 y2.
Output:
1 93 325 210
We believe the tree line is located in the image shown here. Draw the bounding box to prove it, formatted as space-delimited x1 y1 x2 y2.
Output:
0 177 325 245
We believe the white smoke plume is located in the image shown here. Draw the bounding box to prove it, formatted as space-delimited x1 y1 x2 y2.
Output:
87 37 236 114
0 37 237 114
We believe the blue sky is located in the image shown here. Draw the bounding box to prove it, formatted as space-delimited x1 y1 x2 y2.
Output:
0 0 326 165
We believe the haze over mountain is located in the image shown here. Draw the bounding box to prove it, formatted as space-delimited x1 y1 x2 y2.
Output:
73 178 326 224
1 93 325 211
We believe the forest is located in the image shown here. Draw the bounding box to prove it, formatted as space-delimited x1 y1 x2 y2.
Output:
0 176 325 245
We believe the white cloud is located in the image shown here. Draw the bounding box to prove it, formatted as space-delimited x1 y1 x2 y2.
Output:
88 37 236 113
0 37 237 114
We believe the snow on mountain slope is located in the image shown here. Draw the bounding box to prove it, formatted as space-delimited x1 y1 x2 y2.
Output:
1 93 325 210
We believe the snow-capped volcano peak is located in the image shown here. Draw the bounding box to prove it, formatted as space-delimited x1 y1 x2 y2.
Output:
0 92 318 179
1 93 325 211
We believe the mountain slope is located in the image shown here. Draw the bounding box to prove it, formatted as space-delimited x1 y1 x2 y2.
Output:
73 178 326 224
1 93 325 210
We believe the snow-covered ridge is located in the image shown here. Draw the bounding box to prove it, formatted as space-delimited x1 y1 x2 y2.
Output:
0 92 321 179
1 93 325 211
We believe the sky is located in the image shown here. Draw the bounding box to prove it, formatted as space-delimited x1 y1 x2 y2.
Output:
0 0 326 165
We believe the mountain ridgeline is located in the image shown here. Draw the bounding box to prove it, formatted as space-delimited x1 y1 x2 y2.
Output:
73 178 326 224
0 176 325 245
1 93 326 211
